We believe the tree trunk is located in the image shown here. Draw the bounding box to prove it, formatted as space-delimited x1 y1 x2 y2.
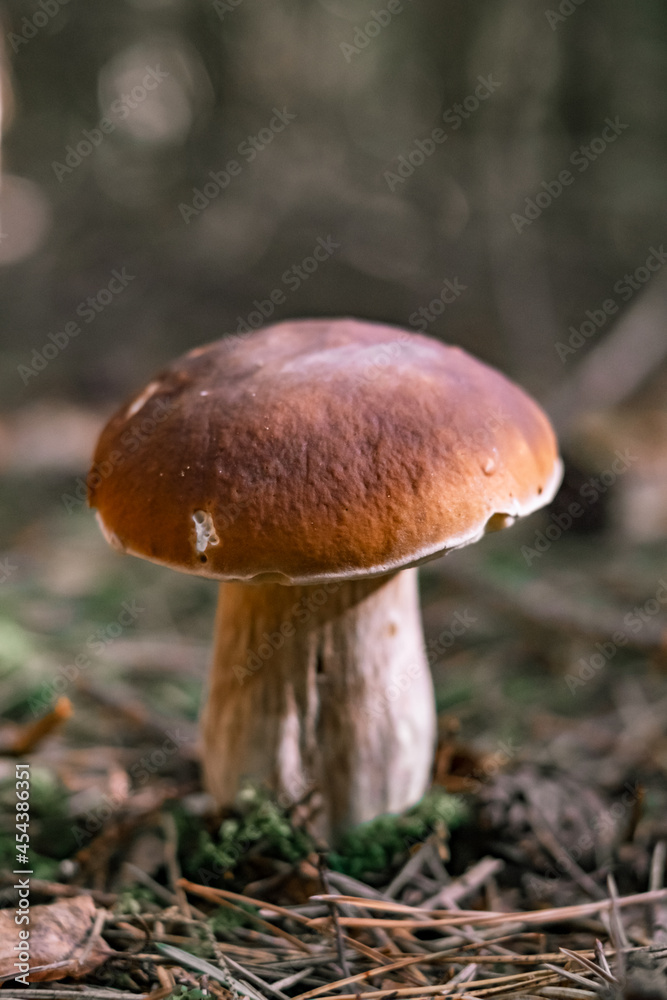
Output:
200 568 435 839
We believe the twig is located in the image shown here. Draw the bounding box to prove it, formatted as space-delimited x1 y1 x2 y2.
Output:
122 862 189 910
179 879 423 979
421 858 505 910
0 874 116 906
0 962 70 984
321 871 392 901
547 270 667 435
319 856 351 978
162 812 192 919
540 989 599 1000
156 942 268 1000
594 940 612 980
290 949 588 1000
75 906 108 970
310 896 488 916
444 964 478 992
223 952 293 1000
474 974 558 997
307 887 667 929
156 964 176 994
606 874 627 984
293 948 476 1000
293 969 557 1000
217 898 311 955
385 838 438 898
273 967 317 991
542 964 607 993
649 839 667 943
558 948 617 985
8 696 72 755
527 807 605 901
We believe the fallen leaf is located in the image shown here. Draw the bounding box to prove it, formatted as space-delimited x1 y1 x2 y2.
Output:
0 894 112 982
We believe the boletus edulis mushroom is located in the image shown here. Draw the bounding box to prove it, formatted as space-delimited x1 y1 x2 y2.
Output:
88 318 562 838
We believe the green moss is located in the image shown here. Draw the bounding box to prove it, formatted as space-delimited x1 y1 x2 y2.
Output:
328 788 467 879
114 885 161 914
180 785 315 884
0 768 76 874
168 989 207 1000
179 784 467 886
208 901 258 933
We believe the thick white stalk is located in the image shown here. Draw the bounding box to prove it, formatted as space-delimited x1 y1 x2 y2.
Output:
200 568 436 839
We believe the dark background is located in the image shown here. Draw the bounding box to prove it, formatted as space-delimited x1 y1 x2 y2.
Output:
2 0 666 412
1 0 667 854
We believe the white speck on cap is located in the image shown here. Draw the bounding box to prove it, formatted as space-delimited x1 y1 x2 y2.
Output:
193 510 220 552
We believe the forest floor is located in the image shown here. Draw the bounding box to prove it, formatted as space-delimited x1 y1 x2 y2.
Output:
1 405 667 998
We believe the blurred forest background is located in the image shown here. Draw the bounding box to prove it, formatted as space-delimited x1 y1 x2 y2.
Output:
1 0 667 889
1 0 667 408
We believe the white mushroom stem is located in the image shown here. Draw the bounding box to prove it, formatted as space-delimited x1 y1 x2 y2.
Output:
200 568 436 839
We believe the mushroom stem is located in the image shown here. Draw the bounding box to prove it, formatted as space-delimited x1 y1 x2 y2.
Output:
200 567 436 839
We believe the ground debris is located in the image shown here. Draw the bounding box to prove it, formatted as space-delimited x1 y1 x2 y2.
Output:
0 895 112 982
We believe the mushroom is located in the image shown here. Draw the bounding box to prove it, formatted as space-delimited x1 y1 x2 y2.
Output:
88 318 562 838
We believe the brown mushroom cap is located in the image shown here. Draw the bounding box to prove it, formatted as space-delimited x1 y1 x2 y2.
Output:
88 318 562 584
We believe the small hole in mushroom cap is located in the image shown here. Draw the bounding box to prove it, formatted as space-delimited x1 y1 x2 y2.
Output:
199 554 208 563
193 510 206 524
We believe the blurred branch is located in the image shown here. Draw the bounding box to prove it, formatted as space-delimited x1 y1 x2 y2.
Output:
548 272 667 441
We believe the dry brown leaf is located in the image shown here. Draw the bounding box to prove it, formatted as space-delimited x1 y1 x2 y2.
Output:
0 893 112 983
